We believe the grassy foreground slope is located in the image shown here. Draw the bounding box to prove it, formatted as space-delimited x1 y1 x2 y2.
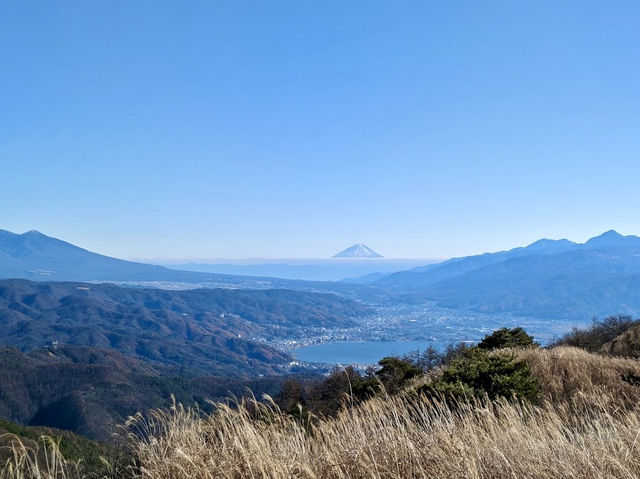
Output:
5 343 640 478
124 347 640 479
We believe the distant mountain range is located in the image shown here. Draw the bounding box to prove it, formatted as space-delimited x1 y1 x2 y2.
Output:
4 227 640 322
333 244 383 259
0 229 399 291
0 229 227 283
0 230 414 298
359 230 640 320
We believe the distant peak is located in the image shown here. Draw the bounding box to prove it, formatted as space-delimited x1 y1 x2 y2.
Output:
333 244 383 259
585 230 640 248
525 238 576 251
23 230 44 235
599 229 622 237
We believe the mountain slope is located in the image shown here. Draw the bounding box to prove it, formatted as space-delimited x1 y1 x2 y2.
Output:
424 249 640 318
585 229 640 248
0 279 369 375
376 237 578 288
0 229 228 282
0 345 295 440
375 231 640 319
0 229 320 288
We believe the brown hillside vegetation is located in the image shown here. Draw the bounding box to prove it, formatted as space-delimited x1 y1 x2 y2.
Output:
4 346 640 478
601 324 640 358
509 346 640 406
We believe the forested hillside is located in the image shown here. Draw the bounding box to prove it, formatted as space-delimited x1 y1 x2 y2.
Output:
0 279 369 375
0 345 296 441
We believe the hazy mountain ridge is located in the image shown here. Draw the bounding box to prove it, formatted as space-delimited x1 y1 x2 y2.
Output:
0 229 223 283
372 231 640 319
0 230 399 303
376 237 584 288
0 229 317 288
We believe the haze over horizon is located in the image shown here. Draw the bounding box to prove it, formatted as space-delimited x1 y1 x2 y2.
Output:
3 1 640 259
2 227 638 265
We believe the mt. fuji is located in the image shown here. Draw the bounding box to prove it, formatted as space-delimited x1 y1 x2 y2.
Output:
333 244 383 259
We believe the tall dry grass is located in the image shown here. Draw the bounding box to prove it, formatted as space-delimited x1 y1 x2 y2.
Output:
3 346 640 478
123 346 640 479
124 392 640 478
0 434 84 479
515 346 640 406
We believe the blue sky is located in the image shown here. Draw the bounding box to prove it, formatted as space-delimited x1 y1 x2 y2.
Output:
2 1 640 259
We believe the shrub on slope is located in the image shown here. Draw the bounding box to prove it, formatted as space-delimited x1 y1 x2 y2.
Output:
601 323 640 358
419 347 540 402
553 314 639 353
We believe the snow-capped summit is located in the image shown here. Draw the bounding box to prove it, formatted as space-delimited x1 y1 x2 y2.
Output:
332 244 383 259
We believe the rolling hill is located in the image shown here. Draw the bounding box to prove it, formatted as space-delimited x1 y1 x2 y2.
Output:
0 344 296 440
0 279 369 440
0 279 369 375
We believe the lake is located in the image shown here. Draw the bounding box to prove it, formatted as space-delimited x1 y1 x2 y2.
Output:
293 340 445 365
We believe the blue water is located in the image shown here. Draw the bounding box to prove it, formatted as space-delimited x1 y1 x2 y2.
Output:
294 341 442 365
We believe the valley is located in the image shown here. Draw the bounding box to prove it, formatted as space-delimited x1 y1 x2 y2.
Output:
5 6 639 476
0 227 638 445
282 302 586 366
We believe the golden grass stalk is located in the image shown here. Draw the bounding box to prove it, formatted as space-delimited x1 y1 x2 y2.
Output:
0 434 84 479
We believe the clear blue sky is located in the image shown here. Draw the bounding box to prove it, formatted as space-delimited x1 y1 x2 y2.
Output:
2 1 639 259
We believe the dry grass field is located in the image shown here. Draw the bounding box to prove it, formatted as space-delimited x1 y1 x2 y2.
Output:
3 346 640 479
